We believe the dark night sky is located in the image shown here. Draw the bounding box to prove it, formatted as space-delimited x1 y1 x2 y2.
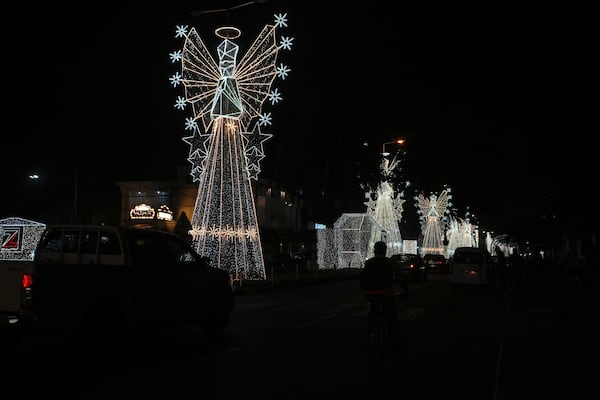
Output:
3 1 595 238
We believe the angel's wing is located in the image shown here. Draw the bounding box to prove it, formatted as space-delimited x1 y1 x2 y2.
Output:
436 190 449 216
181 27 221 132
417 194 432 217
234 24 280 130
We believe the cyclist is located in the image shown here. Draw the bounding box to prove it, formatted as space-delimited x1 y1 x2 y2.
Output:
360 240 406 360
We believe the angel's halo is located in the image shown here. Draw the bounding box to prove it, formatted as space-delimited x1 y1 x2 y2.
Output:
215 26 241 39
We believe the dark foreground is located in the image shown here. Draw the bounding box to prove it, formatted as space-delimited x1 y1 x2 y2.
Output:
2 269 598 399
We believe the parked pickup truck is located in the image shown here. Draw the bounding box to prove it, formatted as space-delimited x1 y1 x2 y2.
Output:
0 217 46 328
3 224 235 338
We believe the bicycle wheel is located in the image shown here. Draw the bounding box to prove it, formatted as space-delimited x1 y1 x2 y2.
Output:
366 308 389 374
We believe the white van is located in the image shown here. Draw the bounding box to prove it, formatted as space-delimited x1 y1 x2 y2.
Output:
449 246 495 289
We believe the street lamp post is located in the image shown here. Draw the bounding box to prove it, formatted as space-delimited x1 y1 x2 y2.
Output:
28 173 41 219
382 139 405 156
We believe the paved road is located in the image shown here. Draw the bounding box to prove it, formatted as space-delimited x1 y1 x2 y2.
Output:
2 271 598 399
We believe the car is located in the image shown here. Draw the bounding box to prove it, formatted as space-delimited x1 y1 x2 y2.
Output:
27 224 235 337
423 254 448 273
449 246 495 289
292 252 310 269
390 253 428 282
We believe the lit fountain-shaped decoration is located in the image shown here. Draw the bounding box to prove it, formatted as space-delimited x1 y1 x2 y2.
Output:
169 13 293 280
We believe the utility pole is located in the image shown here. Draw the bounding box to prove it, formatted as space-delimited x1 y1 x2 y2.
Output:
72 168 78 223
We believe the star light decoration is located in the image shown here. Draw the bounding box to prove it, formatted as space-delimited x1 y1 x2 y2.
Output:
169 13 293 280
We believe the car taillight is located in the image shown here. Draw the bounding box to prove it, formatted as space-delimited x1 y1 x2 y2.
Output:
21 273 34 307
22 273 33 288
409 264 414 269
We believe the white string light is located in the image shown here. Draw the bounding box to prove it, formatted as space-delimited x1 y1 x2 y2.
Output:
171 13 293 280
416 189 449 256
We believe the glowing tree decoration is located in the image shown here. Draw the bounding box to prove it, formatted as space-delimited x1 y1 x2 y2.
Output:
415 188 451 256
362 149 408 257
361 145 410 255
169 13 293 280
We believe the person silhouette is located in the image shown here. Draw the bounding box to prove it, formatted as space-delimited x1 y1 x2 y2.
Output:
360 241 404 361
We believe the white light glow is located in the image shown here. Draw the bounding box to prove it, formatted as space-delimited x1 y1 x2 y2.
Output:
364 156 405 257
130 203 156 220
156 205 174 221
172 14 293 280
416 189 449 256
317 213 384 269
0 217 46 261
444 214 478 258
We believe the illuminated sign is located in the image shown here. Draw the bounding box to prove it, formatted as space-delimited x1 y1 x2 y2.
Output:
0 217 46 261
157 205 174 221
130 204 155 220
1 226 22 251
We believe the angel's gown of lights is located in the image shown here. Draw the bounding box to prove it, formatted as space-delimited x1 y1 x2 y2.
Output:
189 117 265 280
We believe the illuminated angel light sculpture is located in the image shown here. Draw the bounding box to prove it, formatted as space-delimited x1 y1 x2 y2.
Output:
364 155 406 257
443 208 478 257
415 188 451 256
459 210 479 248
169 13 293 280
444 215 460 256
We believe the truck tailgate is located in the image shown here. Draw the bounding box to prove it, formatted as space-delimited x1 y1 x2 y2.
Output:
0 262 32 313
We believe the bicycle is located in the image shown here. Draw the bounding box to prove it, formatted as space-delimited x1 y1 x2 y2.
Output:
366 299 392 375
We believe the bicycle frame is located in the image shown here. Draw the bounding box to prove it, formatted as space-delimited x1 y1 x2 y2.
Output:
366 300 390 373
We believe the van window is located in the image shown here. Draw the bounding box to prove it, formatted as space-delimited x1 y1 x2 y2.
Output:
40 230 63 253
39 229 82 253
39 228 121 255
62 230 81 253
98 233 121 255
80 231 98 254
